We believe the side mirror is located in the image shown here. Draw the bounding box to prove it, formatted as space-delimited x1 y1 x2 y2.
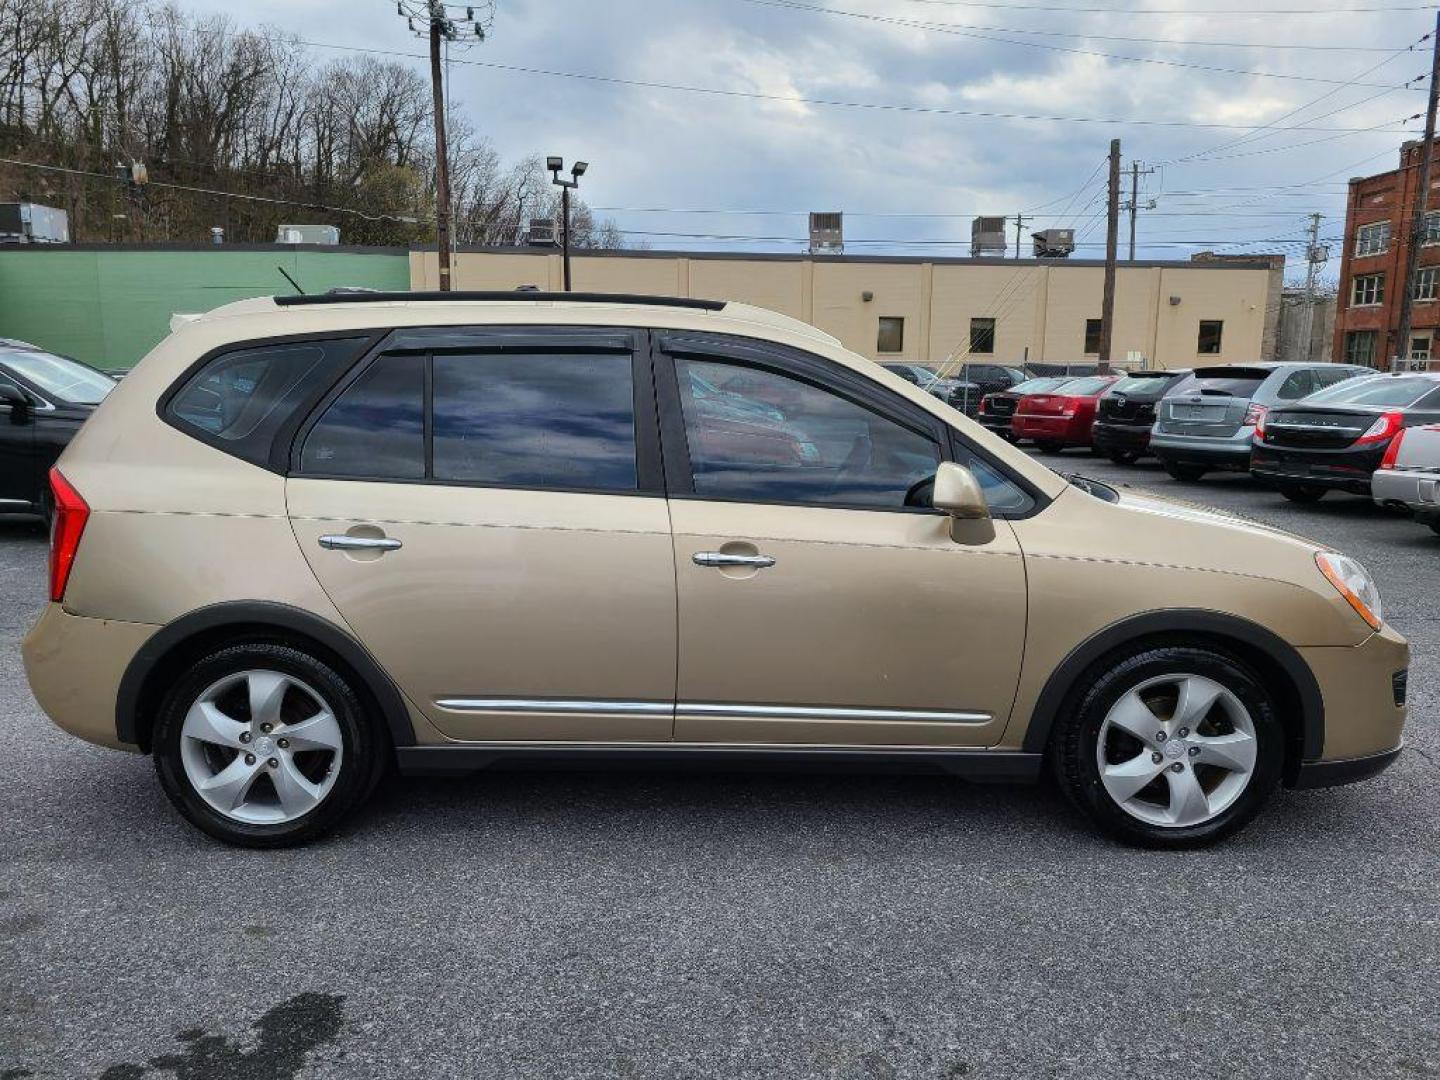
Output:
0 384 28 415
931 462 990 520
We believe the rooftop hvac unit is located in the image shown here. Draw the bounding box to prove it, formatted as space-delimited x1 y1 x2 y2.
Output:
527 217 558 246
0 202 69 244
1032 228 1075 258
970 216 1007 257
276 224 340 245
809 211 843 255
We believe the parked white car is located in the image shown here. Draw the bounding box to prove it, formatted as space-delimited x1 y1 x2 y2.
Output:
1373 422 1440 535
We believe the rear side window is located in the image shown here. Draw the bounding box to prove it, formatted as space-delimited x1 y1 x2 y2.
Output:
167 337 367 468
1274 369 1318 401
300 354 425 479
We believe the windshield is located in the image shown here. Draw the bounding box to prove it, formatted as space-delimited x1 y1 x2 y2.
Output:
1052 376 1110 396
1300 375 1439 408
1108 375 1171 395
0 349 115 404
1009 377 1067 395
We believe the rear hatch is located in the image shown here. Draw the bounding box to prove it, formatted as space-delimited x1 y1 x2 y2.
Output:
1156 366 1269 438
1097 375 1172 426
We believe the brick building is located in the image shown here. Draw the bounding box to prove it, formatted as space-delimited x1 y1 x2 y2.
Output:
1333 137 1440 370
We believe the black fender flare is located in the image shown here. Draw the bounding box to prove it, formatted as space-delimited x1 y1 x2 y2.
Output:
116 601 416 750
1018 609 1324 763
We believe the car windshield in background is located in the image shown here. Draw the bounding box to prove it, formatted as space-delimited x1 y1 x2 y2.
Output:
1171 367 1269 397
1300 375 1439 408
1108 375 1170 395
1009 377 1067 395
1052 376 1109 396
0 349 115 404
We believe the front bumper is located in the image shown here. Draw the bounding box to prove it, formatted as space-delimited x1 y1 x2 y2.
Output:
1294 622 1409 776
1372 465 1440 514
22 603 157 751
1149 428 1255 468
1293 745 1402 789
1250 441 1386 495
1091 421 1152 453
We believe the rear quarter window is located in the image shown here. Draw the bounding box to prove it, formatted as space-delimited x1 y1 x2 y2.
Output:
165 336 369 469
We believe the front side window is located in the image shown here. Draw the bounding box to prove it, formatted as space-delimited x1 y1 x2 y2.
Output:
877 317 905 354
1352 273 1385 307
676 357 941 509
1084 318 1102 355
1197 320 1224 355
1343 331 1377 366
969 318 996 355
431 352 636 490
1356 221 1391 256
301 353 425 479
168 337 367 468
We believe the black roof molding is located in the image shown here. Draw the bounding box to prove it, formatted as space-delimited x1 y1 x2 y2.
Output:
274 290 727 310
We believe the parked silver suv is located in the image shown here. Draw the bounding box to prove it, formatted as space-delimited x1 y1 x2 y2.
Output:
1150 362 1370 482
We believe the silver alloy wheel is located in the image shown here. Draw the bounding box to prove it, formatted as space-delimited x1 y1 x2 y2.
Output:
1096 673 1258 828
179 669 343 825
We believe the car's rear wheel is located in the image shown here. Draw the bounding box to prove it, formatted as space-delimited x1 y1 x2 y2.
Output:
1052 646 1284 848
153 643 387 847
1162 461 1206 482
1107 449 1141 465
1278 482 1326 504
1036 441 1065 454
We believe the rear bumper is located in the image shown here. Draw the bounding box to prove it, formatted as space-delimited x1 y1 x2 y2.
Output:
22 603 156 751
1149 429 1255 468
1250 442 1386 495
1012 414 1088 444
1091 422 1152 452
1292 745 1402 789
978 413 1015 435
1372 466 1440 514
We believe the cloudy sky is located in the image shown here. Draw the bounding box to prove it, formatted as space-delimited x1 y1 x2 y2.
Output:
190 0 1435 282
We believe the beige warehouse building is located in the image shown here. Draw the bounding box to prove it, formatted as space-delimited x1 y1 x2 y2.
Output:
413 248 1284 371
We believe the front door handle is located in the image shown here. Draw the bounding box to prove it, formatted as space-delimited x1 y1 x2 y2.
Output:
693 551 776 569
319 534 403 552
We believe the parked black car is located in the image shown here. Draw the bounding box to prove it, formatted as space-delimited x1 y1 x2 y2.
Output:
879 363 983 415
0 343 116 516
946 363 1028 413
976 376 1070 439
1090 369 1192 464
1250 372 1440 502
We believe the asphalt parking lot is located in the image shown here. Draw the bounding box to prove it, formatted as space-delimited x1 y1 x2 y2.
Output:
2 453 1437 1080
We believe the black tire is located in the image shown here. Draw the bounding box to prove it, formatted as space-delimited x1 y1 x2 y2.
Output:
1162 461 1206 482
1050 645 1284 848
1107 450 1141 465
1278 483 1326 504
1035 441 1065 454
153 642 388 847
1429 520 1440 537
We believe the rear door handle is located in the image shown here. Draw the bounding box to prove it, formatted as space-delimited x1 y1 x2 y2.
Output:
692 551 776 569
319 534 403 552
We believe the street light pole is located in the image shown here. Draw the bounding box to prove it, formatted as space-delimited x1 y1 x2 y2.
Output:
548 157 587 292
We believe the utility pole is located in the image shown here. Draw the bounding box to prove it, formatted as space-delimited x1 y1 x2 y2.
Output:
1297 212 1325 362
1098 139 1121 375
1013 214 1030 258
398 2 494 292
1123 160 1156 261
1394 9 1440 370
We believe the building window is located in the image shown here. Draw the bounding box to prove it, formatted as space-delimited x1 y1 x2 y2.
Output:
1351 273 1385 307
1343 330 1377 366
1197 320 1223 355
969 317 996 355
876 316 904 353
1410 336 1432 365
1425 211 1440 245
1083 318 1102 354
1416 267 1440 301
1355 221 1391 257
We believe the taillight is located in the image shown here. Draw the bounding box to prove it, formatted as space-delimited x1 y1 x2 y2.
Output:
979 395 992 414
48 468 89 603
1379 425 1409 469
1356 410 1404 447
1244 402 1268 434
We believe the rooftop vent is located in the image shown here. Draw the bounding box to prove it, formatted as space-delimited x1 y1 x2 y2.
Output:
809 211 844 255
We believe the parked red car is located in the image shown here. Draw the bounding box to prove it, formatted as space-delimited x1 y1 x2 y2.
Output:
1011 375 1121 452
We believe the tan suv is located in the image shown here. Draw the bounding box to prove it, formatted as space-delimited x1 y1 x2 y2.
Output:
23 292 1408 848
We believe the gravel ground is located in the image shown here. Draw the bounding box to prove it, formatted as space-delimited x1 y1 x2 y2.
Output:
1 454 1437 1080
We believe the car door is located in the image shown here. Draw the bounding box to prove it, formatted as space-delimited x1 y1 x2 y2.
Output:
286 326 677 743
656 332 1030 748
0 372 37 510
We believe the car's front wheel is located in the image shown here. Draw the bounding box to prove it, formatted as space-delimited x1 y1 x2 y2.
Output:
152 643 388 847
1052 646 1284 847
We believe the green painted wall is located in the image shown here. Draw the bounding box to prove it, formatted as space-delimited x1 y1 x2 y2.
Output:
0 246 409 369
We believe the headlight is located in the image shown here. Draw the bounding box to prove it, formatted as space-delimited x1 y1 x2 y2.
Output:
1316 552 1384 630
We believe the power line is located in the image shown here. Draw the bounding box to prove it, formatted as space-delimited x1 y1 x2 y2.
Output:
881 0 1439 14
736 0 1432 87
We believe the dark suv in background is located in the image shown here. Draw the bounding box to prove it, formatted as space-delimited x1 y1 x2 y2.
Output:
1251 372 1440 502
1090 370 1191 464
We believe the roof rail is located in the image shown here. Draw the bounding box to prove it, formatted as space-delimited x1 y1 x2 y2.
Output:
274 290 727 311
